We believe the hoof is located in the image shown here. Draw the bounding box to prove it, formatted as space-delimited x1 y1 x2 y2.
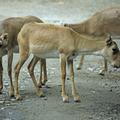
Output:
37 81 42 88
42 79 47 86
73 95 81 102
99 70 105 76
0 84 3 93
37 84 42 88
36 91 45 97
0 86 3 92
37 79 47 87
0 85 3 94
9 93 14 97
41 82 45 86
62 95 69 103
9 87 14 97
15 94 23 101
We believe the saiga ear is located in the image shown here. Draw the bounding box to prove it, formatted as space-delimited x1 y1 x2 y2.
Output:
1 33 8 40
106 34 112 46
0 33 8 46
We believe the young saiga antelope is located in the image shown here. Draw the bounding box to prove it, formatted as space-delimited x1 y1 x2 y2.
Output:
15 22 120 102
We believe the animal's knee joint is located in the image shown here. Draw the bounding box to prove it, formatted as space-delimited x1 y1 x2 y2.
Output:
28 67 33 75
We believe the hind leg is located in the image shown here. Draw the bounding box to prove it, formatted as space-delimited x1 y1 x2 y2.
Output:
0 57 3 93
77 55 84 70
37 59 42 88
68 59 80 102
28 56 44 97
41 59 47 85
8 49 14 97
60 54 69 102
99 58 107 76
14 52 28 100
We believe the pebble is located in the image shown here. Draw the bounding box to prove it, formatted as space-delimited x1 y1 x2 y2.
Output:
88 67 94 72
10 98 16 102
42 97 47 100
3 118 12 120
1 107 5 110
109 89 113 92
88 116 93 119
104 83 108 86
4 81 9 86
0 100 5 104
91 90 96 94
67 77 70 80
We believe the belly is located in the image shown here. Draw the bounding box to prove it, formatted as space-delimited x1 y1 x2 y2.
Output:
30 44 59 58
33 50 59 58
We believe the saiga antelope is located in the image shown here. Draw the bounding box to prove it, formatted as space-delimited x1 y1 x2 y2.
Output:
14 22 120 102
0 16 44 96
64 7 120 75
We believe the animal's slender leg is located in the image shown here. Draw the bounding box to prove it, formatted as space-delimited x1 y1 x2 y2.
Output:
60 54 68 102
8 49 14 97
99 58 107 76
77 55 84 70
0 57 3 93
37 59 42 88
14 52 28 100
68 59 80 102
41 59 47 85
28 56 44 97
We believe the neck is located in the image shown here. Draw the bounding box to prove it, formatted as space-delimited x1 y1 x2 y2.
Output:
73 32 106 55
66 21 88 34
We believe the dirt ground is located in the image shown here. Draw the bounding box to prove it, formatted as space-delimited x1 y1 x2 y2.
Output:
0 0 120 120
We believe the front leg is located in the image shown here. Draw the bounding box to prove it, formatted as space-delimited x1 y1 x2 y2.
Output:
14 52 29 100
0 57 3 93
41 59 47 85
60 54 68 102
8 49 14 97
99 58 108 76
37 59 48 87
77 55 84 70
68 59 80 102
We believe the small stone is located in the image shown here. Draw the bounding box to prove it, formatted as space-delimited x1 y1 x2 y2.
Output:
45 85 51 89
4 81 9 86
110 89 113 92
11 98 16 102
88 116 93 119
91 90 96 93
6 104 10 106
67 77 70 80
105 83 108 86
1 107 5 110
0 100 5 104
3 118 12 120
9 112 13 115
88 67 94 72
42 97 47 100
